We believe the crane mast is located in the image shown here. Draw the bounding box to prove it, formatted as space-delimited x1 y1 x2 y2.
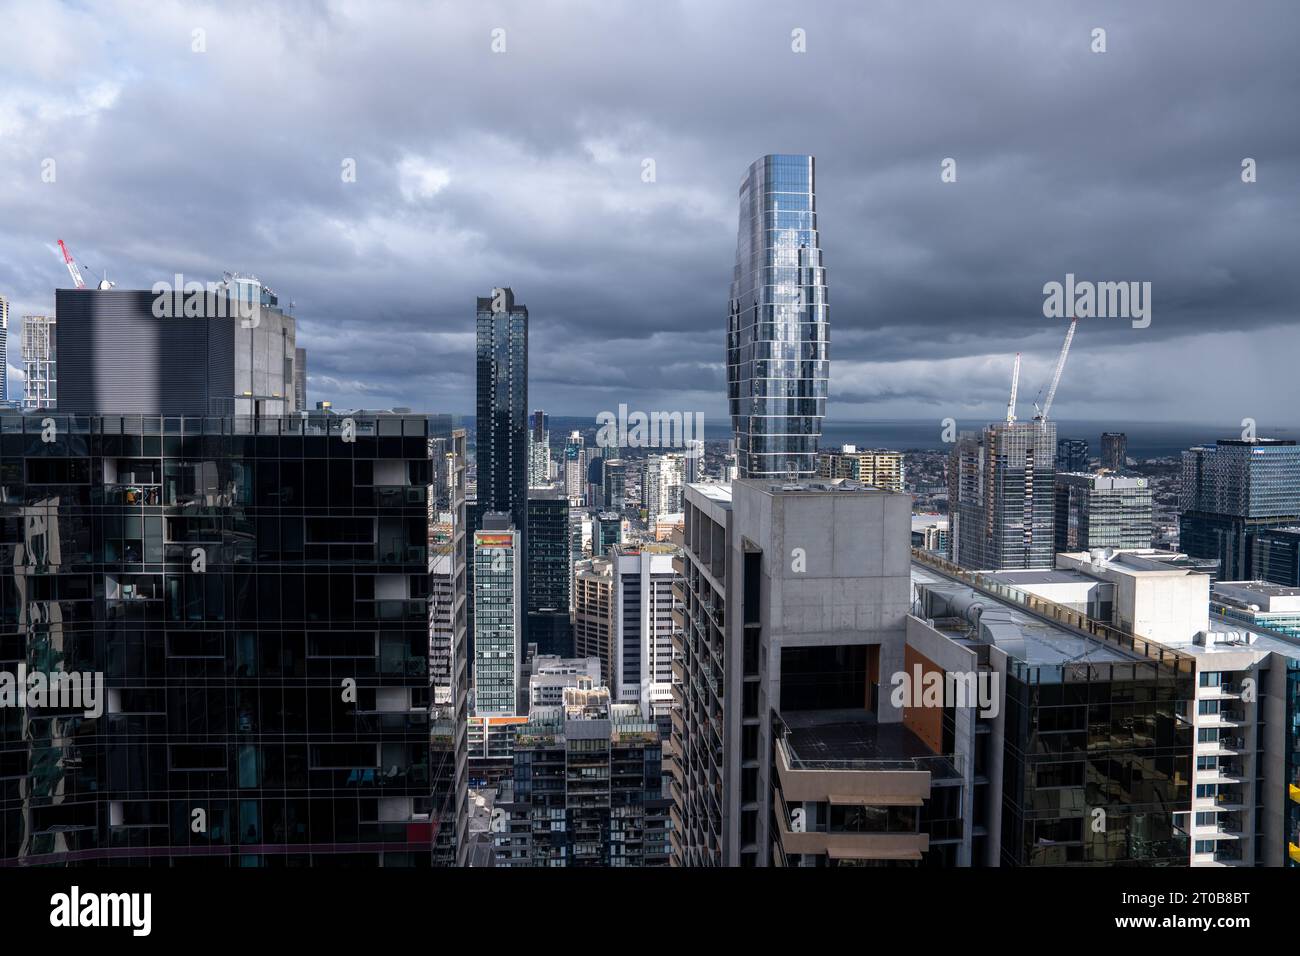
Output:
1005 352 1021 423
1036 317 1077 425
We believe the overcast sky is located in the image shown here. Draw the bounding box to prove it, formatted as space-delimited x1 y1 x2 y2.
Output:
1 0 1296 428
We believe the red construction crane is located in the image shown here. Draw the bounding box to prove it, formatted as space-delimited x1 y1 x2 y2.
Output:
58 239 86 289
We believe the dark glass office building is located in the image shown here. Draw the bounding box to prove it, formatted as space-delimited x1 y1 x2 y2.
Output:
475 289 528 521
1 410 456 866
1054 473 1153 551
727 155 829 479
1056 438 1089 473
999 646 1193 866
525 492 573 658
1180 439 1300 581
1100 432 1128 471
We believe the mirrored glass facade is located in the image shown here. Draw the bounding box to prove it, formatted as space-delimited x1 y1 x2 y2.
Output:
1 411 457 866
727 155 829 479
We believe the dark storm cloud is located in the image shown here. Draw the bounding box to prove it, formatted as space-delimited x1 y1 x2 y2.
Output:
0 0 1295 422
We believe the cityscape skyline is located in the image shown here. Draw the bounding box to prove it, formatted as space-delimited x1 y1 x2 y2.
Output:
3 0 1300 914
2 1 1297 423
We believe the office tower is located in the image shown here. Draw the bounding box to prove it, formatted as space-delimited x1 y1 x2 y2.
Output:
1101 432 1128 471
591 511 622 557
603 458 627 510
428 426 470 866
1180 438 1300 580
727 154 829 480
1056 437 1089 473
685 439 704 484
642 453 685 520
473 514 523 716
574 558 616 689
1054 472 1154 551
0 409 453 865
572 545 676 720
20 314 56 410
293 346 307 411
563 431 585 499
55 282 296 416
526 490 573 658
1252 527 1300 587
947 421 1057 571
494 685 669 866
815 445 904 492
0 294 7 403
586 451 606 508
528 409 550 487
475 289 528 520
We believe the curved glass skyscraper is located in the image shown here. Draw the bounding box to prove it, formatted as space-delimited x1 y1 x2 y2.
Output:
727 154 829 479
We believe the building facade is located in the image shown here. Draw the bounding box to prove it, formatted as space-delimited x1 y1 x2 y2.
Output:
1101 432 1128 471
525 491 573 658
1 410 451 865
1056 437 1089 473
815 446 904 492
20 314 56 411
55 284 299 417
1180 439 1300 581
472 516 523 716
1054 472 1153 551
948 421 1057 571
727 154 829 480
494 686 669 867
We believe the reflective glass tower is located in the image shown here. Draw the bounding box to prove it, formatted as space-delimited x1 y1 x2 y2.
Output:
475 289 528 520
727 155 829 479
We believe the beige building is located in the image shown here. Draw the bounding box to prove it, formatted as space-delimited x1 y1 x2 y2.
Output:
816 445 904 492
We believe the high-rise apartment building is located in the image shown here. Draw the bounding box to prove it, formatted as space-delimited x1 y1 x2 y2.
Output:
1056 437 1089 473
727 154 829 479
1180 439 1300 581
20 314 56 410
574 557 615 688
527 409 550 487
563 431 585 500
1 410 454 865
642 453 685 520
472 515 523 717
815 445 904 491
947 421 1057 571
671 480 1195 867
1101 432 1128 471
494 685 669 867
428 426 470 867
1054 472 1154 551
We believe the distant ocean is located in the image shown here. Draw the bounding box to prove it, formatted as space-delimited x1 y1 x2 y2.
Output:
478 417 1300 462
